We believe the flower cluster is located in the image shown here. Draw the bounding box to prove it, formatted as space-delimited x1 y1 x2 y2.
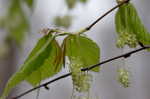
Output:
70 62 92 92
116 32 138 48
117 68 130 88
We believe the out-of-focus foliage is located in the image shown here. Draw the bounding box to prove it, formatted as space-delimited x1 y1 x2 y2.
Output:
65 0 88 9
54 0 89 28
79 0 88 4
24 0 34 9
54 15 72 29
65 0 77 9
0 0 33 45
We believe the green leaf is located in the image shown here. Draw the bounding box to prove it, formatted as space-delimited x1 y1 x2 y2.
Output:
0 34 63 99
63 34 100 72
25 37 63 86
115 3 150 48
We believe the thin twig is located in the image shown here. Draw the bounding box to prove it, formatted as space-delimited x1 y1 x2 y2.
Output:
12 46 150 99
85 0 130 30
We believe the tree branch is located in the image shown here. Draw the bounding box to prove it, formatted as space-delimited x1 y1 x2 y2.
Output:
12 46 150 99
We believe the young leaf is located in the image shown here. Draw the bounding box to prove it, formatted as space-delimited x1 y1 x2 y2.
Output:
0 34 63 99
25 38 62 86
63 34 100 72
115 3 150 48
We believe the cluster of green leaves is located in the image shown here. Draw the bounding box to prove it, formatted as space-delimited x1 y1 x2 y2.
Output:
0 30 100 99
54 0 88 29
115 3 150 49
0 0 34 45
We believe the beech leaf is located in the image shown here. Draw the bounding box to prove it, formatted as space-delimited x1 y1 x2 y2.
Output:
63 34 100 72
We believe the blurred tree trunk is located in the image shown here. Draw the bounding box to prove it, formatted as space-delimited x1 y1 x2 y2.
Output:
0 41 18 97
